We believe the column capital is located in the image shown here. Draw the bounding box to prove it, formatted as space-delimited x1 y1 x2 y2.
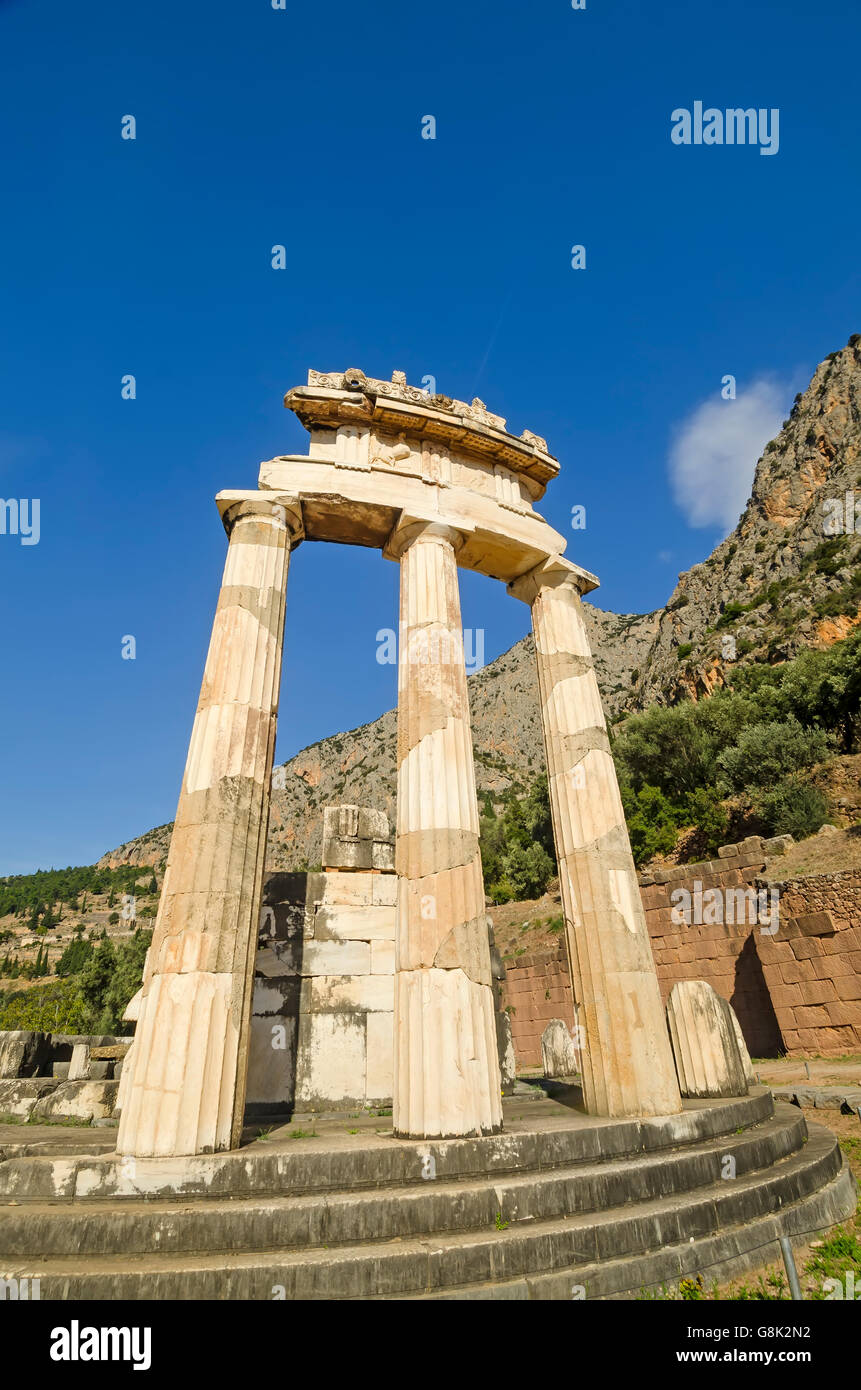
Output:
216 491 305 544
383 513 473 562
507 554 599 605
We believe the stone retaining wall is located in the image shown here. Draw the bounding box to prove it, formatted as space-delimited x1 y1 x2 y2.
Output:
498 842 861 1069
756 869 861 1055
638 838 783 1058
498 946 574 1067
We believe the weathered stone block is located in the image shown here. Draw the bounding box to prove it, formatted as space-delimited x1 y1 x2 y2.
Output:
309 974 394 1013
496 1010 517 1095
311 870 373 907
313 903 395 942
763 834 794 856
365 1011 393 1102
541 1019 578 1078
302 940 371 976
68 1044 91 1082
372 875 399 907
666 981 749 1098
295 1013 366 1108
0 1031 52 1079
370 939 396 975
795 911 836 937
321 804 394 872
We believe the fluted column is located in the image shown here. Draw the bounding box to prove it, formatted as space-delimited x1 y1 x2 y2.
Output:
117 497 302 1157
389 521 502 1138
510 557 681 1118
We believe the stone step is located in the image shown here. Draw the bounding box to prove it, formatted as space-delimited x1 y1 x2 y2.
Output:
2 1124 850 1300
0 1109 807 1259
0 1088 773 1203
412 1163 858 1300
0 1124 116 1161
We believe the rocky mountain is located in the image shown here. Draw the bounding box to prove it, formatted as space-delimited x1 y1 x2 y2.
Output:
633 335 861 707
100 337 861 872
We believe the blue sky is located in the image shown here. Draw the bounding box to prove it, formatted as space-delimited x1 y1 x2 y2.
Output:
1 0 859 873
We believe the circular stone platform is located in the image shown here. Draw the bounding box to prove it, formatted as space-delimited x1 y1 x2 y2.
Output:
0 1087 855 1300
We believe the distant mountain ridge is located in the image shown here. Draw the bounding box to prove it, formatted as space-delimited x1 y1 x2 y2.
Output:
100 337 861 872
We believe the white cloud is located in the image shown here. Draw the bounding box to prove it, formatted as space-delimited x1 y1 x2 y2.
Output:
668 378 790 531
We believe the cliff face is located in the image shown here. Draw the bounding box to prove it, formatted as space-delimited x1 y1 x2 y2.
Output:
100 338 861 872
633 336 861 708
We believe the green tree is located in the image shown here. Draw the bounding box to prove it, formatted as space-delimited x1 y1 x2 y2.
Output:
620 783 680 867
56 937 94 978
78 930 151 1033
0 979 87 1032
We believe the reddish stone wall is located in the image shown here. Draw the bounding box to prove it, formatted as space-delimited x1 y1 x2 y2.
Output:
756 870 861 1055
639 839 783 1058
498 946 574 1068
497 849 861 1070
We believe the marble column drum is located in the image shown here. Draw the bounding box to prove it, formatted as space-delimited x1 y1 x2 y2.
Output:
117 498 300 1157
390 522 502 1138
511 559 682 1119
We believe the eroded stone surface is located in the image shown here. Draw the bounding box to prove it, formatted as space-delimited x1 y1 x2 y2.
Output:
117 501 297 1158
667 980 751 1099
392 524 502 1138
511 559 682 1120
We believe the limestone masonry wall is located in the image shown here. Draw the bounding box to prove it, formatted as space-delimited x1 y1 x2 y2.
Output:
639 838 783 1058
641 845 861 1058
498 842 861 1068
756 869 861 1056
498 946 574 1068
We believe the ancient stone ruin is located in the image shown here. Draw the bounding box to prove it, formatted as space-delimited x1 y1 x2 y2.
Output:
116 367 681 1159
3 373 854 1303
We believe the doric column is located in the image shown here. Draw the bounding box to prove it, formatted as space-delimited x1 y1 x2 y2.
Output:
388 521 502 1138
510 557 681 1118
117 497 302 1157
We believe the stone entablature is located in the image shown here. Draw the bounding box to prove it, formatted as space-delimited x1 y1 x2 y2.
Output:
285 367 558 493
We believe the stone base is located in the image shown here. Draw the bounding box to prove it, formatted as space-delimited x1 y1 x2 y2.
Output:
0 1088 854 1299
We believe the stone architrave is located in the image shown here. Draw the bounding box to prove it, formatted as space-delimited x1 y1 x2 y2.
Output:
388 520 502 1139
667 980 750 1099
510 557 682 1119
117 498 301 1157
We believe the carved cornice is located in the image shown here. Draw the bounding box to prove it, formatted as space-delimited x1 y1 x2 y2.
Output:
283 369 559 489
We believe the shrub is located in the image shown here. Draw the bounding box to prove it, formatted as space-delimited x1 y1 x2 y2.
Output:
716 719 833 793
684 787 730 858
716 601 748 628
613 694 758 800
78 930 151 1033
492 842 555 903
756 778 829 839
